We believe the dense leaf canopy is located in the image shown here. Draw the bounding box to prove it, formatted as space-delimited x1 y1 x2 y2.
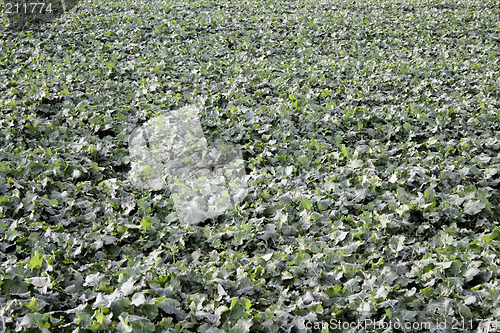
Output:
0 0 499 331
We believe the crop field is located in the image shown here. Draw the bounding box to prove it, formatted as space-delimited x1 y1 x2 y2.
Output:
0 0 499 331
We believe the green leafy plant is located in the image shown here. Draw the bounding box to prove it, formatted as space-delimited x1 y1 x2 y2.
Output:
0 0 499 331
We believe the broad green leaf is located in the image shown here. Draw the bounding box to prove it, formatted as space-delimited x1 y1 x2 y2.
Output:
25 297 40 312
420 286 434 297
463 200 486 215
141 216 152 231
300 198 313 211
121 279 135 296
28 251 43 270
463 267 481 282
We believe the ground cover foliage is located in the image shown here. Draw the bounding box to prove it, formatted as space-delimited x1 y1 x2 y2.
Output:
0 0 499 331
